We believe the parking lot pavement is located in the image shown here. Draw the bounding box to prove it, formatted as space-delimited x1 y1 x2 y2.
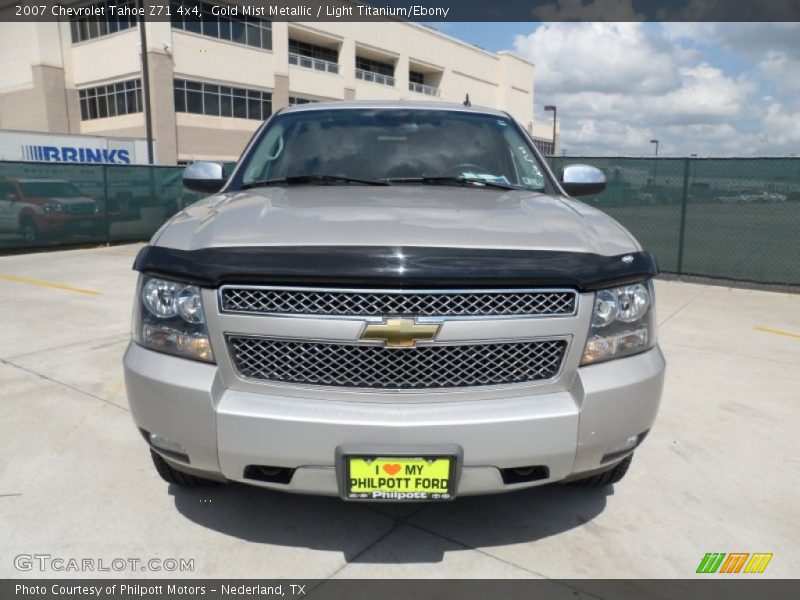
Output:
0 244 798 579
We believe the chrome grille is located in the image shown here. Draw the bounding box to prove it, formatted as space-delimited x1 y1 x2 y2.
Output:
220 287 576 317
227 336 568 389
66 203 95 215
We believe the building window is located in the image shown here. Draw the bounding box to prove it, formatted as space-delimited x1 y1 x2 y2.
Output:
69 0 137 43
288 96 319 106
174 79 272 120
356 56 394 77
288 39 340 73
170 1 272 50
408 70 440 96
289 39 338 63
79 79 142 121
533 138 555 156
355 57 395 87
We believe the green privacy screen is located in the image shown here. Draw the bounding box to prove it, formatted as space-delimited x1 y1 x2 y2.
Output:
1 158 798 286
0 161 234 250
549 157 800 286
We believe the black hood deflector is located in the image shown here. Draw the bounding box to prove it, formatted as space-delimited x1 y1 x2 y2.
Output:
133 245 657 291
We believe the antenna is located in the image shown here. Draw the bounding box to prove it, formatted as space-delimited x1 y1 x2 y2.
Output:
463 94 471 107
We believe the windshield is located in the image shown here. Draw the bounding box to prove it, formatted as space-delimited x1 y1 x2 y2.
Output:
20 181 84 198
238 109 548 191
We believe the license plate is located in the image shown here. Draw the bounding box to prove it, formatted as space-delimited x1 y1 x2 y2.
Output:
345 456 455 501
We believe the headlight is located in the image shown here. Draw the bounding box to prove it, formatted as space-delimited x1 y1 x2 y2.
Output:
615 284 650 322
133 276 214 363
591 289 617 328
582 281 655 365
142 278 181 318
43 203 63 213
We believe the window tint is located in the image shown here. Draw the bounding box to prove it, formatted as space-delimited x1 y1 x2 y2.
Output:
70 0 136 43
19 182 84 197
171 1 272 50
239 109 547 190
79 78 142 121
174 79 271 121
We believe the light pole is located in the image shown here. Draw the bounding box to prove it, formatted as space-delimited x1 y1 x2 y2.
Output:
649 139 659 189
137 0 154 164
544 105 557 156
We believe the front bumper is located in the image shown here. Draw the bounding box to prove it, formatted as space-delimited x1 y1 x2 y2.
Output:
124 342 665 496
34 213 102 233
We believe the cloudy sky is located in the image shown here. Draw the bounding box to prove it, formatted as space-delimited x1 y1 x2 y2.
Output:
439 22 800 157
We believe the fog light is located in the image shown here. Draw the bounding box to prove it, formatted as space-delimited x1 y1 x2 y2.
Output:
601 432 648 463
149 432 187 456
612 435 639 454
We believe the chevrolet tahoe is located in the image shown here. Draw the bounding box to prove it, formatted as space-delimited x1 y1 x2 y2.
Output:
123 101 665 500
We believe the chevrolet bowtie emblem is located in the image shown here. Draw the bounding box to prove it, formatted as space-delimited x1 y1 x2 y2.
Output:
361 317 441 348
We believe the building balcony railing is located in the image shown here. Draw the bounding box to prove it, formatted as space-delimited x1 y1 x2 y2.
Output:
289 52 340 74
409 81 441 97
356 68 395 87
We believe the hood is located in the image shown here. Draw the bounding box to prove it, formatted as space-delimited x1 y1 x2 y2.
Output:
153 185 639 256
46 196 96 205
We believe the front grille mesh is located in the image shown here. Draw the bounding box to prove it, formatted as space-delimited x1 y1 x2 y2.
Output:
67 203 95 215
221 288 576 317
228 336 568 389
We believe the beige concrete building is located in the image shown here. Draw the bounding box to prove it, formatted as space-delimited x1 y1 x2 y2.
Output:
0 2 557 165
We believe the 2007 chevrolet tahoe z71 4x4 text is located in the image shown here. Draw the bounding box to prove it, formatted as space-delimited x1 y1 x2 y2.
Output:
124 101 665 501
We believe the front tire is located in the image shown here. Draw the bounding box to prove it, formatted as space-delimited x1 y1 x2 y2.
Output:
569 454 633 488
20 218 39 243
150 449 216 487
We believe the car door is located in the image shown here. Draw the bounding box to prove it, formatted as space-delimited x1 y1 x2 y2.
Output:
0 181 18 233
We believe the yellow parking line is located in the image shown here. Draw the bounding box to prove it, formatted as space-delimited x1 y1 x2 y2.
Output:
755 326 800 340
0 273 101 296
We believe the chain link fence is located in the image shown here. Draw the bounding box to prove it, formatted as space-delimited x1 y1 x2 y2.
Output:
1 158 798 285
550 157 800 286
0 161 196 249
0 161 234 251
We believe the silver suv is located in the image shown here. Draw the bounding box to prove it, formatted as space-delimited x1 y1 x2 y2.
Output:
124 101 665 500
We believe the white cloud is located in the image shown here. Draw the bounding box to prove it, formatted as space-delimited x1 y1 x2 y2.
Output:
663 22 800 60
647 64 753 125
758 51 800 101
762 103 800 147
511 22 800 156
514 23 679 95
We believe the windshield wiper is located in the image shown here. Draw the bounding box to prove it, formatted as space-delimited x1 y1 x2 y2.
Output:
242 174 391 189
386 176 523 191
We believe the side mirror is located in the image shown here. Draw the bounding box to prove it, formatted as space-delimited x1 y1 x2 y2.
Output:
183 162 227 194
560 164 606 197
